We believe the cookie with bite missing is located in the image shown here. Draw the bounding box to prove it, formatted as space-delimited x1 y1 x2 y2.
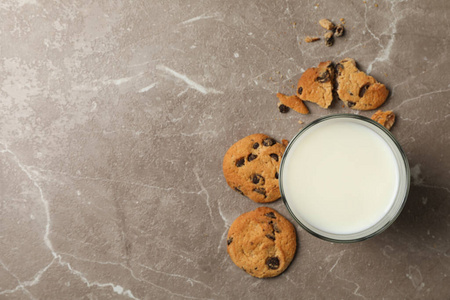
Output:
223 134 285 203
227 207 297 278
336 58 389 110
297 61 335 108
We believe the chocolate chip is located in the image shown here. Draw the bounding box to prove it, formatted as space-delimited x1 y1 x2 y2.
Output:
266 257 280 270
273 223 281 233
234 187 244 195
251 174 265 185
264 212 276 219
248 153 257 162
252 142 259 149
269 153 279 162
336 63 344 75
265 234 275 241
359 84 370 98
349 91 354 96
316 70 330 83
253 188 266 197
262 138 275 147
236 158 245 167
335 24 345 37
279 104 289 113
227 237 233 245
347 101 356 108
298 86 303 95
275 172 279 179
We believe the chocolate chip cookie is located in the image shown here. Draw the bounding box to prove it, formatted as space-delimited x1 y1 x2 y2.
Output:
276 93 309 114
223 134 285 203
371 110 396 130
336 58 389 110
297 61 335 108
227 207 297 278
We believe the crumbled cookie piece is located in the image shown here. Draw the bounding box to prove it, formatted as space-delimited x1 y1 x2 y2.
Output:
305 36 320 43
371 110 395 130
319 19 335 30
335 24 345 37
324 31 334 47
281 139 289 147
276 93 309 114
336 58 389 110
223 134 286 203
227 207 297 278
297 61 335 108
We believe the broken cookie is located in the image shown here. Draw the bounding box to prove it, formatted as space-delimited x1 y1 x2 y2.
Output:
297 61 335 108
371 110 395 130
276 93 309 114
336 58 389 110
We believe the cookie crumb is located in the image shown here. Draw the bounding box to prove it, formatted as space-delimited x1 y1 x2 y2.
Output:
340 18 346 24
298 120 304 124
324 31 334 47
335 24 345 37
319 19 336 30
375 4 379 7
371 110 395 130
282 139 289 147
305 36 320 43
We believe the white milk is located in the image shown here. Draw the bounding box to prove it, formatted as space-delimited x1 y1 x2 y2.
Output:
282 118 399 235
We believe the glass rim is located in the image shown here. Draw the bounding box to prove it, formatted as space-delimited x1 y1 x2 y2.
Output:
279 114 410 243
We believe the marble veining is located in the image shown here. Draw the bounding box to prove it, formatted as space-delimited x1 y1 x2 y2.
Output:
1 0 450 299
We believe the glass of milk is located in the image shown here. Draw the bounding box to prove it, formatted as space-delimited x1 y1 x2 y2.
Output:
280 114 410 242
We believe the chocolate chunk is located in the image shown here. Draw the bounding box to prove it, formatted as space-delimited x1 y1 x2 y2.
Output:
227 237 233 245
253 188 266 197
316 70 330 83
266 257 280 270
252 142 259 149
236 158 245 167
269 153 279 162
298 86 303 95
251 174 265 185
275 172 279 179
264 212 276 219
248 153 257 162
347 101 356 108
262 138 275 147
279 104 289 113
359 84 370 98
265 234 275 241
335 24 345 37
234 187 244 195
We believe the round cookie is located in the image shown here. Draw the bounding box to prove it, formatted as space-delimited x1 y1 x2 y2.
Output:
227 207 297 278
223 134 286 203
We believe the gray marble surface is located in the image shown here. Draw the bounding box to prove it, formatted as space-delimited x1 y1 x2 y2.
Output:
1 0 449 299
